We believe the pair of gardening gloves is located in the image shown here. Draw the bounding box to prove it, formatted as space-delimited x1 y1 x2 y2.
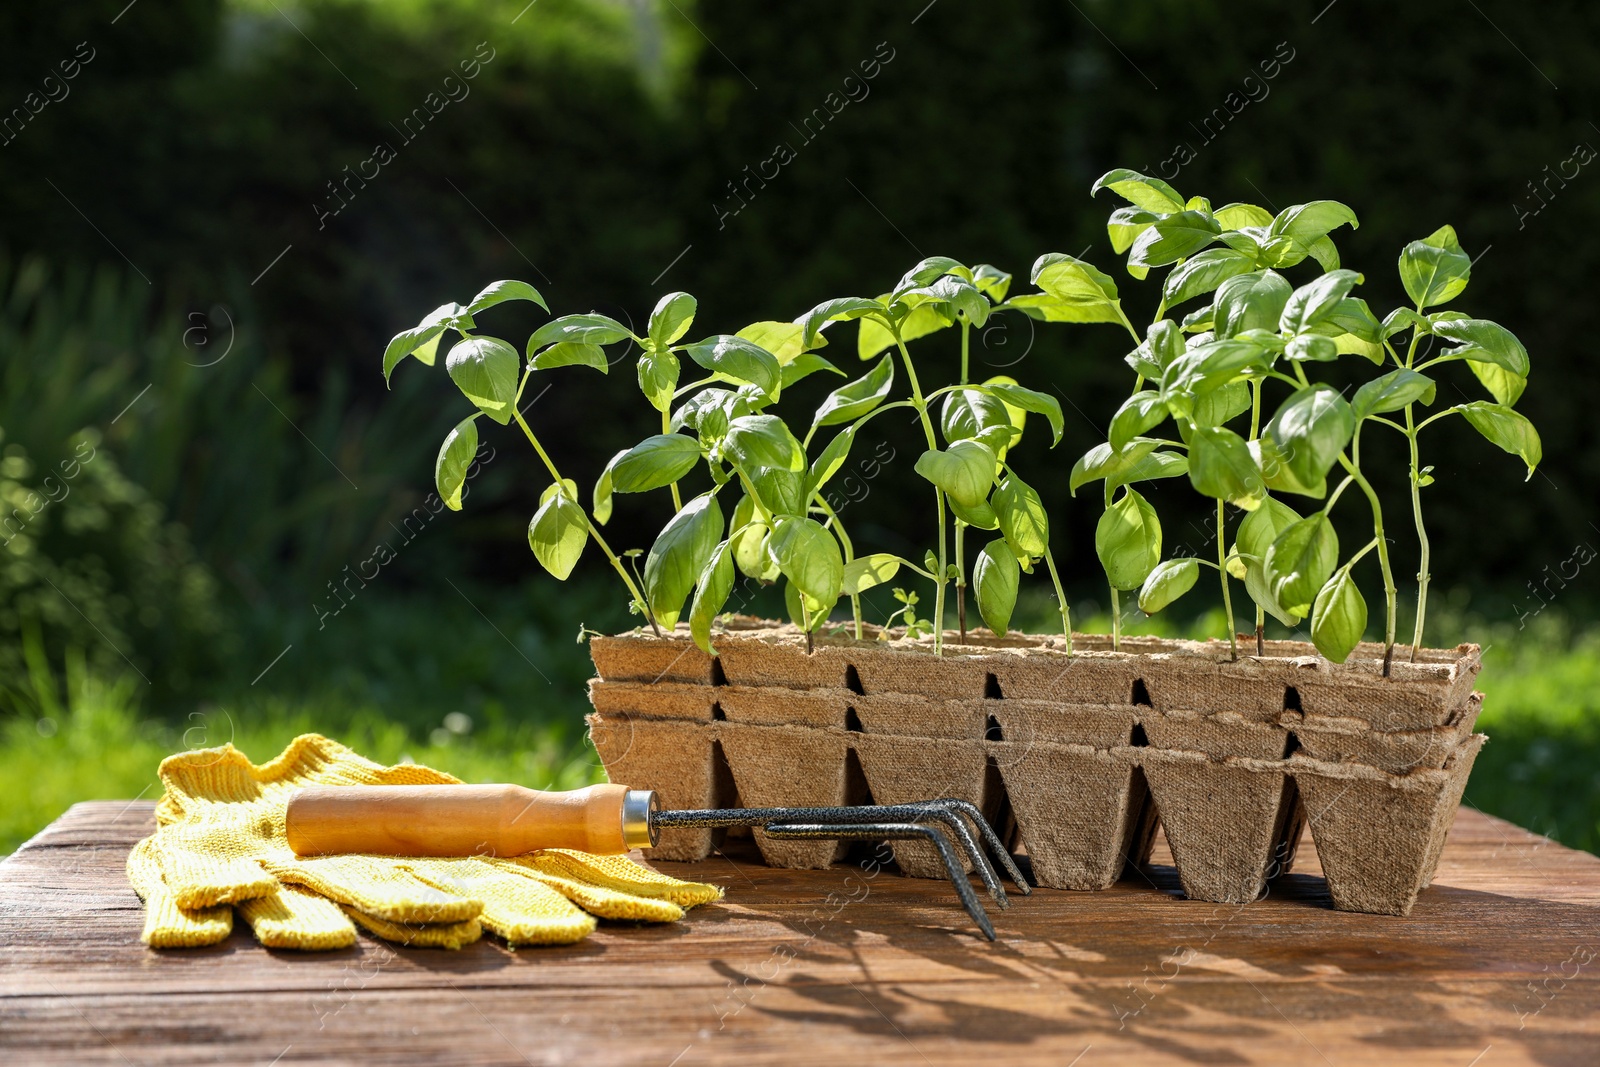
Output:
126 733 721 950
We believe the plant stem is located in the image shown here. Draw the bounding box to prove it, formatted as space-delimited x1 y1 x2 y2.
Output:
955 321 969 644
1249 378 1264 656
1043 546 1073 654
1110 586 1122 649
894 335 947 655
814 494 864 640
1405 405 1431 661
513 409 658 637
1217 498 1237 661
955 520 967 643
1337 453 1398 675
661 408 683 512
1402 320 1429 662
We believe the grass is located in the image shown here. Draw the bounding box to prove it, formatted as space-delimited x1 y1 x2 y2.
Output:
4 586 1596 858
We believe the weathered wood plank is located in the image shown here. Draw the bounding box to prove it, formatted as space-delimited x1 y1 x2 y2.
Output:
2 802 1597 1065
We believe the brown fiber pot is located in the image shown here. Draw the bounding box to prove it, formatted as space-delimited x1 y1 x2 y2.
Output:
586 617 1485 916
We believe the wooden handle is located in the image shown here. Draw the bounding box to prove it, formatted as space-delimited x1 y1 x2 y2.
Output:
286 784 634 858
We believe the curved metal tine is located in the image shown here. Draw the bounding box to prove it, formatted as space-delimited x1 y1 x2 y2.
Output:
914 807 1008 909
763 822 995 941
920 798 1030 894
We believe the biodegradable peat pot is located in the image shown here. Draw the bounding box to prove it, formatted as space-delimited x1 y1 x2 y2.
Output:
586 618 1486 914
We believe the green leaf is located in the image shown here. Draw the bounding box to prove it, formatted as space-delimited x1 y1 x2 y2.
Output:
737 320 808 363
1399 225 1471 308
1139 557 1199 615
857 302 951 358
1269 201 1359 241
1279 270 1364 335
904 274 989 327
1352 369 1436 420
1263 385 1354 493
1458 402 1542 478
748 466 805 518
781 352 845 389
797 296 884 350
684 335 782 398
973 539 1021 635
383 303 466 384
971 263 1013 302
949 496 1000 530
1031 252 1120 301
1188 425 1264 509
611 434 702 494
1162 248 1256 308
993 474 1048 559
1324 297 1385 344
1003 293 1121 325
894 255 967 294
435 414 479 512
1238 496 1303 624
842 553 901 596
637 348 680 412
1285 334 1339 362
730 494 778 581
645 491 724 628
527 491 589 581
1129 210 1223 268
1238 495 1301 563
768 515 844 607
1106 206 1160 255
1191 379 1251 429
808 425 855 497
1096 488 1162 590
1307 235 1342 272
814 355 894 428
1110 391 1169 450
1071 438 1160 494
1164 336 1274 398
1468 360 1527 407
446 336 520 424
1111 451 1188 491
529 341 608 373
982 382 1065 446
1091 168 1185 213
914 440 997 508
466 279 548 316
723 414 804 473
592 448 627 525
941 387 1014 453
1383 308 1431 339
689 540 735 654
1311 569 1367 663
1264 514 1339 618
1214 270 1291 340
1429 318 1530 377
1213 203 1275 230
648 292 697 346
529 313 633 347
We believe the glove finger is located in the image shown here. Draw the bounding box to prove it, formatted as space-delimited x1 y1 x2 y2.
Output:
237 884 357 951
403 859 597 946
263 854 481 925
343 907 482 950
150 825 278 910
127 835 233 949
513 850 723 909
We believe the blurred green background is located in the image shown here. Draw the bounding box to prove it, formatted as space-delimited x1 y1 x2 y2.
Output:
2 0 1596 855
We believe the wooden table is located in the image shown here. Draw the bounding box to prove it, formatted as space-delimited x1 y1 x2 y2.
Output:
3 802 1598 1066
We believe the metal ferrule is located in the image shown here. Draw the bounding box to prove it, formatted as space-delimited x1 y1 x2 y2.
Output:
620 789 660 849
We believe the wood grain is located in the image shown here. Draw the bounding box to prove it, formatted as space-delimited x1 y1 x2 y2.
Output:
2 801 1597 1065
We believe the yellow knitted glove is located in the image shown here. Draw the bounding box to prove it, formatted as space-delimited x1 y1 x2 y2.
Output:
127 734 720 951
